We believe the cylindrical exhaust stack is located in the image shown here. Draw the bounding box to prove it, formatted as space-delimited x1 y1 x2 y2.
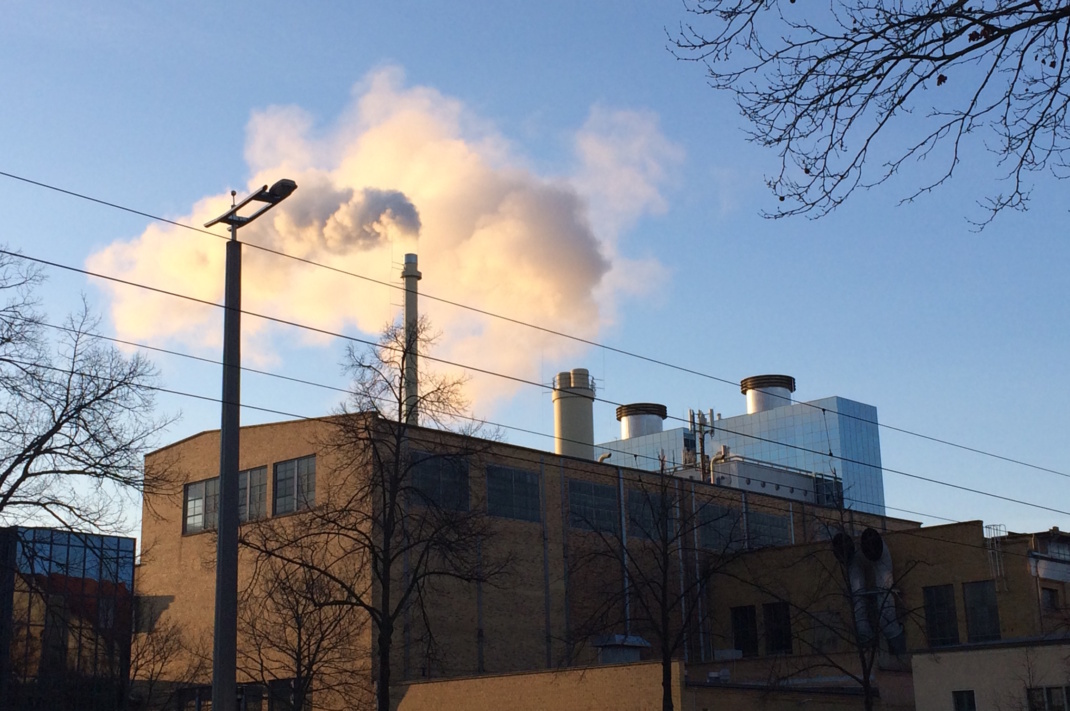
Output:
740 374 796 414
552 368 595 459
616 403 667 440
402 253 421 425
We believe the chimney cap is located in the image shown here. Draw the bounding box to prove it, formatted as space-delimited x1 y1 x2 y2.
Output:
615 403 668 421
740 374 796 395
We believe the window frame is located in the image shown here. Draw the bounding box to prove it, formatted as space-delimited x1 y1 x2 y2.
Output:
273 455 316 516
568 479 619 533
486 465 541 522
183 477 219 534
410 452 471 512
962 579 1001 643
763 600 793 655
238 465 268 523
923 583 960 647
952 689 977 711
730 605 759 657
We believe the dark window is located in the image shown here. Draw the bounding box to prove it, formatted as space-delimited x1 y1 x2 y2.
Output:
699 502 742 551
411 453 470 511
763 601 793 655
953 690 977 711
268 678 312 711
1028 687 1070 711
273 456 316 515
183 478 218 533
746 510 791 549
1043 587 1060 612
963 580 1001 642
486 465 540 522
568 479 618 532
627 489 669 540
239 466 268 522
731 605 758 657
923 584 960 647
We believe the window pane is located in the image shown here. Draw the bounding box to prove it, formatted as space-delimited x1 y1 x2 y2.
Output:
296 456 315 510
963 580 1000 643
248 467 268 520
763 601 793 655
487 466 540 522
747 511 791 549
204 478 219 530
185 481 205 533
238 469 248 522
627 489 668 540
699 502 742 551
274 460 296 515
923 584 959 647
952 690 977 711
411 453 470 512
568 479 618 532
731 605 758 657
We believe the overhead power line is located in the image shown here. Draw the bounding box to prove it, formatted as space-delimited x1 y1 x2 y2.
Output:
5 249 1068 523
1 169 1065 483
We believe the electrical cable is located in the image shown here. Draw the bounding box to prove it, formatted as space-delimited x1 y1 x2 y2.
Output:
1 169 1065 481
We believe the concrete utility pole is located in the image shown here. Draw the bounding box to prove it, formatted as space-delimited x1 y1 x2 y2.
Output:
204 179 296 711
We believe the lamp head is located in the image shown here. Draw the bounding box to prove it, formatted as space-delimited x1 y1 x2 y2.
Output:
268 178 298 202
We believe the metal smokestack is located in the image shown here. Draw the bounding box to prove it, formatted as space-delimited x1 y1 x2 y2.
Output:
402 253 421 425
740 374 796 414
552 368 595 459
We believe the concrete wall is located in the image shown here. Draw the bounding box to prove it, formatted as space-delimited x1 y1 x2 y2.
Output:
393 660 681 711
912 642 1070 711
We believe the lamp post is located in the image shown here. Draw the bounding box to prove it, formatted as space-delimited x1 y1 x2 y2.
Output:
204 179 297 711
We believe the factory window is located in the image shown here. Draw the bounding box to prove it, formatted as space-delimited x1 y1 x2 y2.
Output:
699 503 742 551
963 580 1001 643
628 489 669 540
486 465 540 522
952 690 977 711
411 452 470 512
923 584 960 647
183 478 218 534
1042 587 1060 612
763 601 793 655
1028 687 1070 711
568 479 618 532
731 605 758 657
746 510 791 549
239 466 268 522
273 455 316 516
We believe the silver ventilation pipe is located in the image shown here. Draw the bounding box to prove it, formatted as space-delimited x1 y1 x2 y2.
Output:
833 532 874 645
402 253 421 425
860 528 905 651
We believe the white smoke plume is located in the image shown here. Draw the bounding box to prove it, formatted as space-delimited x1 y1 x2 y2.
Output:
86 67 681 412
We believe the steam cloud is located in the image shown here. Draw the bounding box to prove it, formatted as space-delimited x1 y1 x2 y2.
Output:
86 67 681 412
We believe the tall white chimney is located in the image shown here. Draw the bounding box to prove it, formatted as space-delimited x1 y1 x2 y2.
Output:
402 253 421 425
552 368 595 459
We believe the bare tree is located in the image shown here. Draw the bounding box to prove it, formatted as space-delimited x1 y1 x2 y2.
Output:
126 616 208 711
0 249 169 528
569 459 745 711
675 0 1070 223
242 319 501 711
238 552 370 711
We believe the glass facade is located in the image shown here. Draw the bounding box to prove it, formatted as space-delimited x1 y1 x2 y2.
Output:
597 396 885 515
708 396 885 515
0 526 135 711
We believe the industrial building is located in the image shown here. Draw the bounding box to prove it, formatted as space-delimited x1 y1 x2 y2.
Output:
596 373 886 515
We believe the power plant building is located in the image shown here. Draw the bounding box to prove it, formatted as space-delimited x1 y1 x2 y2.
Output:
596 375 886 515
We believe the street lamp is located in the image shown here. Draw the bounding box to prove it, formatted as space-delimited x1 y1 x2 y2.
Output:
204 178 296 711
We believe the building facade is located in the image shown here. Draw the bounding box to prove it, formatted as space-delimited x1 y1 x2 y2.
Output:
0 526 136 711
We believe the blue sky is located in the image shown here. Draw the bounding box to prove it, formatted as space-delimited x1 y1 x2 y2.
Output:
2 2 1067 535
